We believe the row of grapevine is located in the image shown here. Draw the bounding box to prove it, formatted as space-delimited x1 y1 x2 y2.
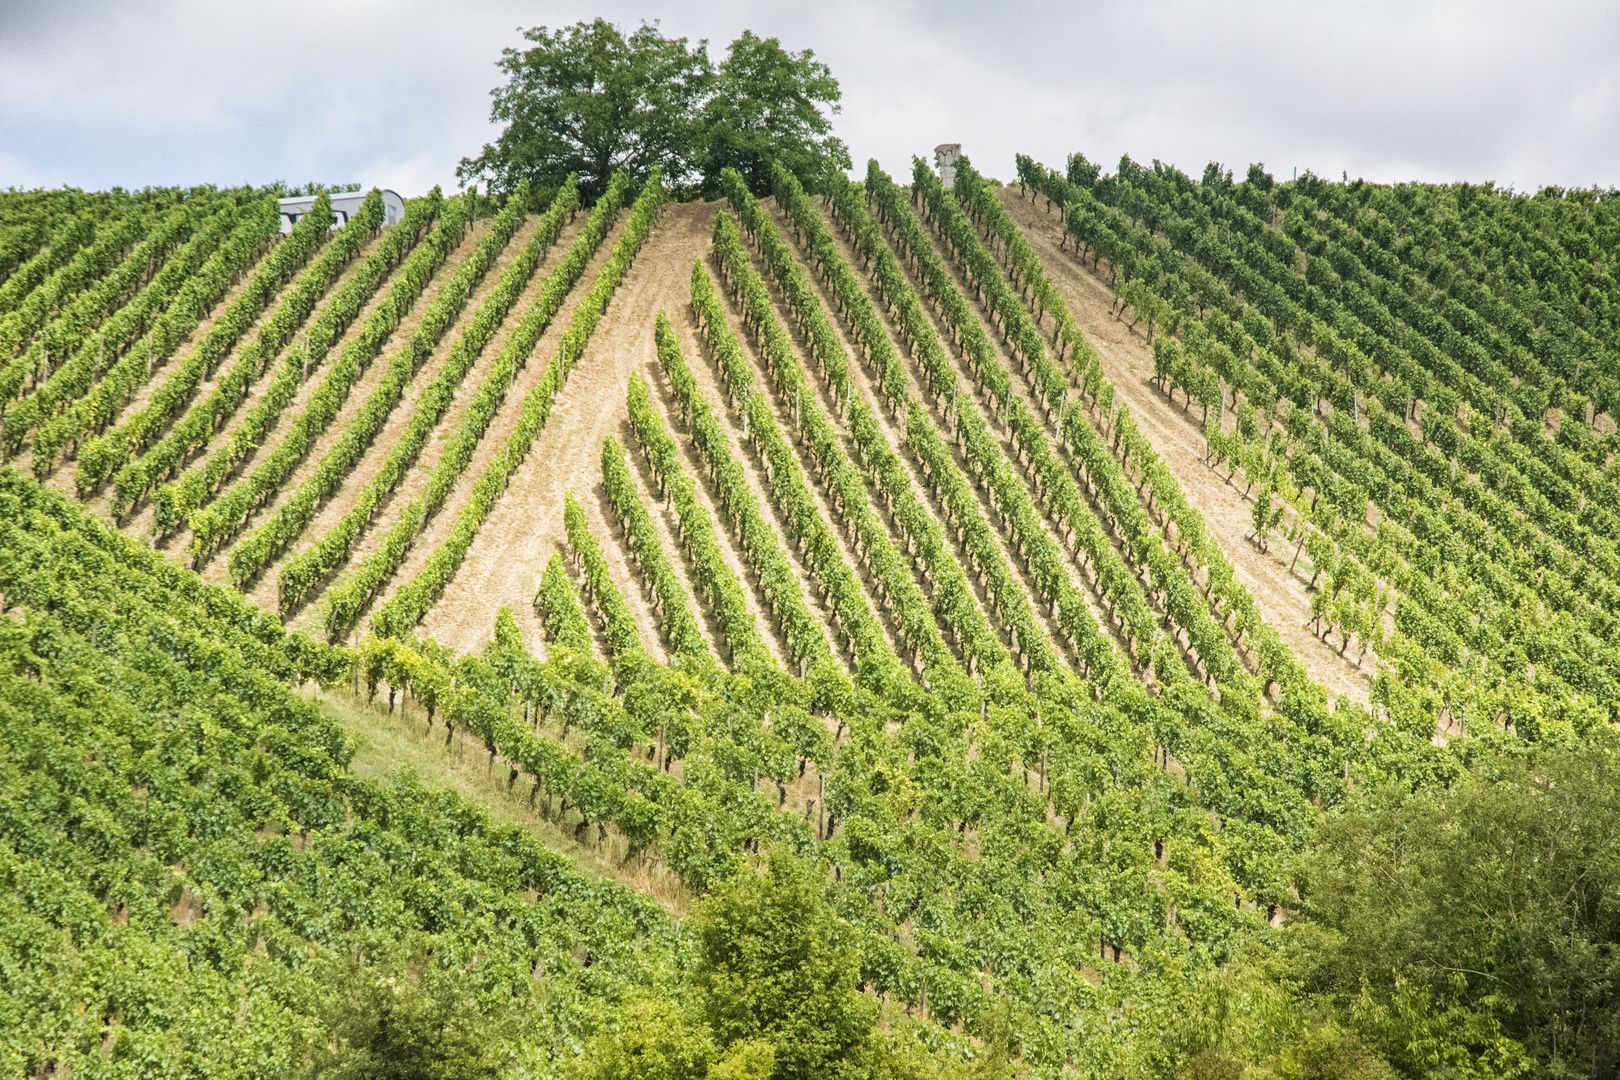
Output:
177 192 455 555
239 178 575 595
138 191 412 529
763 167 1077 684
35 200 290 479
937 172 1244 691
900 163 1212 689
368 608 818 895
1279 190 1620 582
0 197 209 416
11 200 246 460
599 432 712 661
709 205 968 685
1019 160 1443 705
719 176 1002 683
790 165 1069 676
0 470 679 1078
927 159 1293 704
625 369 769 666
1021 155 1619 718
839 164 1158 680
148 191 410 540
0 202 108 314
653 308 835 673
316 173 628 632
365 170 667 640
1039 155 1598 719
0 204 153 359
689 260 906 688
814 167 1140 689
72 196 330 495
535 549 596 654
563 491 648 659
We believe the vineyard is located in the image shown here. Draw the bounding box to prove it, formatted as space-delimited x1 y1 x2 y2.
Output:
2 154 1617 1078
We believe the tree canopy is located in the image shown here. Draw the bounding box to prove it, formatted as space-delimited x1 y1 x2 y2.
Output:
1297 737 1620 1078
568 847 881 1080
693 846 878 1080
458 20 850 205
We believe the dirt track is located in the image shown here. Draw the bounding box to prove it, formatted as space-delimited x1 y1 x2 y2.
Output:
421 200 784 663
318 210 629 646
998 186 1373 706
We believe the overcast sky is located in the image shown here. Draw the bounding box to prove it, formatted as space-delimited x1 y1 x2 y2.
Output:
2 0 1616 197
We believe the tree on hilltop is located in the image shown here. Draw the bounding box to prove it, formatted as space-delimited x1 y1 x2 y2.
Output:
457 20 706 206
458 20 849 206
695 30 849 199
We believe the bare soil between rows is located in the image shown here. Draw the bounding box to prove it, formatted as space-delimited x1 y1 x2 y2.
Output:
998 186 1373 706
421 201 788 661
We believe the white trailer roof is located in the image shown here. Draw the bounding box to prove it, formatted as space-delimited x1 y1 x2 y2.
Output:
276 189 405 233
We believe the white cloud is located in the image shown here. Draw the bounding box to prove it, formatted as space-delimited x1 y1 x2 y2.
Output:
1 0 1615 194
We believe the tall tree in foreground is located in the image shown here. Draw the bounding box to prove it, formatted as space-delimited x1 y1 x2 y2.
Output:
694 848 879 1080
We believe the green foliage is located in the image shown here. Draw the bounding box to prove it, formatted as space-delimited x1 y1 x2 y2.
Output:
695 847 879 1080
459 21 705 204
567 997 719 1080
696 32 849 197
304 958 513 1079
1302 741 1620 1077
458 20 847 201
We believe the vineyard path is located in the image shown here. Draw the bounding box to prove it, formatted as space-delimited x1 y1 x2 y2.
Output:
292 209 628 643
421 200 780 667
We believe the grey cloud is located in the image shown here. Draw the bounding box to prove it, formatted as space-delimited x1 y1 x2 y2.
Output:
1 0 1615 194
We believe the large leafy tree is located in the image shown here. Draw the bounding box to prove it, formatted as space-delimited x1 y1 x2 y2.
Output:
1299 738 1620 1077
697 31 849 198
457 20 707 205
458 21 848 204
